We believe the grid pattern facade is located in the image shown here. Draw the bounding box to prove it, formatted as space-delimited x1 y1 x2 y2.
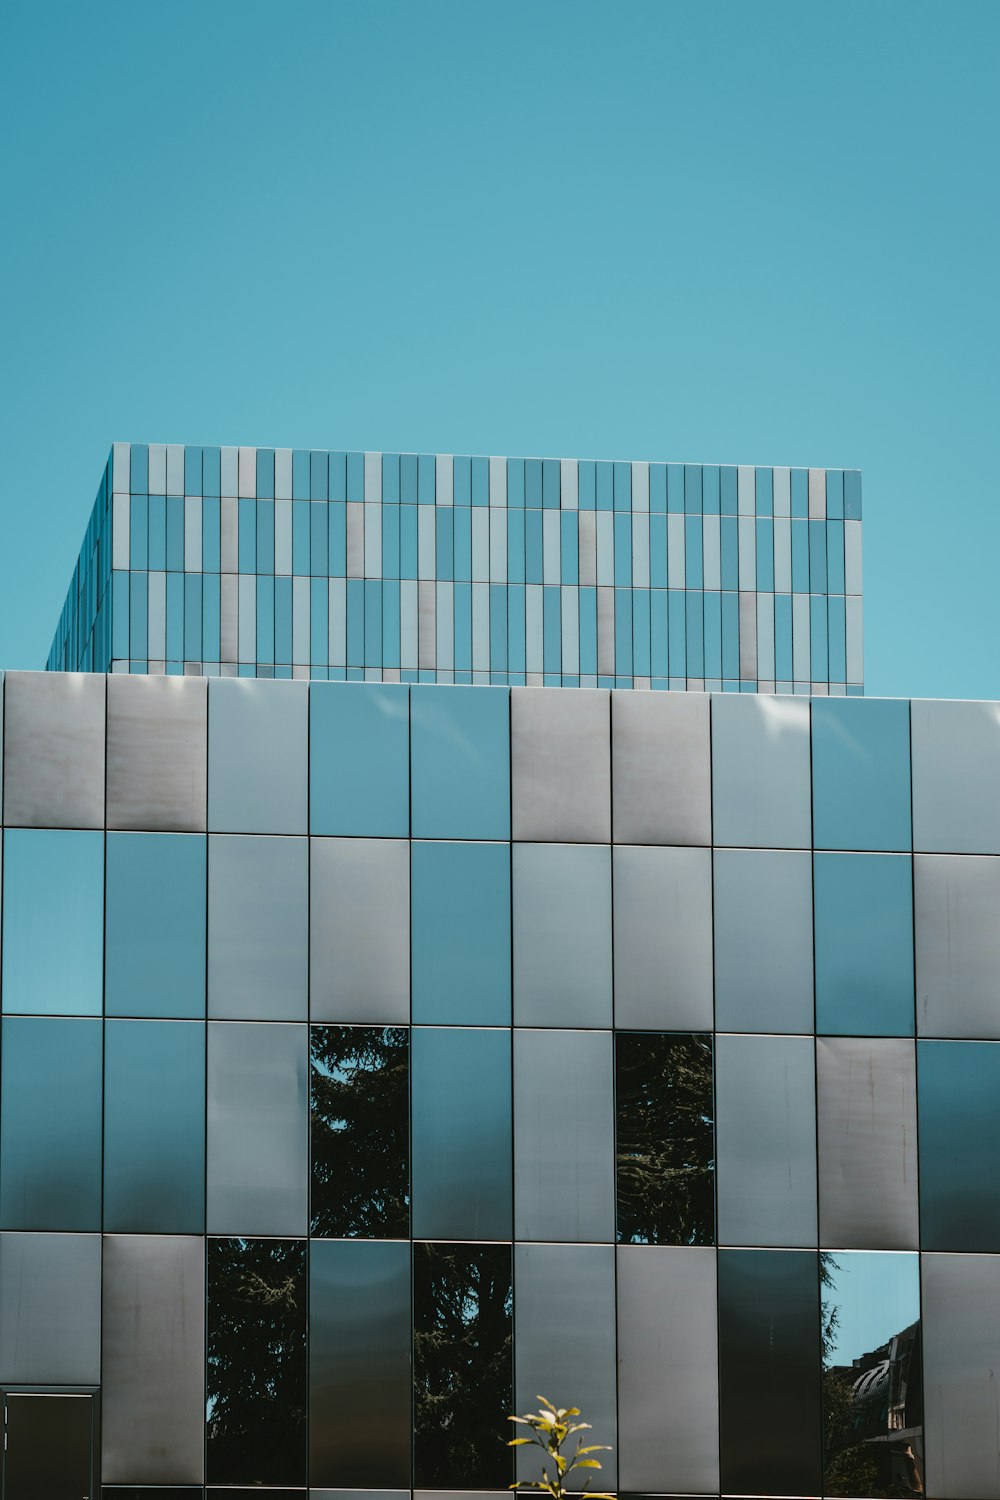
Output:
2 672 999 1498
47 442 863 694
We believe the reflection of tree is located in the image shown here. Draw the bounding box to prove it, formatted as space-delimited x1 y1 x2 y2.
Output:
615 1032 714 1244
206 1237 307 1486
414 1241 513 1488
310 1025 409 1237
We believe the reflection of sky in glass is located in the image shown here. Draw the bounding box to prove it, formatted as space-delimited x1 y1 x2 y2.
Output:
824 1251 919 1367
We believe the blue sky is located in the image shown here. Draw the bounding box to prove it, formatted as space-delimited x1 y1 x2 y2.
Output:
1 1 997 695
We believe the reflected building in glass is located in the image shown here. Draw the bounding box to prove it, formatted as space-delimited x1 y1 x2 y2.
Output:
4 438 1000 1500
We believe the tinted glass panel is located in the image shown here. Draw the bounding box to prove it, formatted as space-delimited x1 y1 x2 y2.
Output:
410 684 510 839
713 848 813 1033
812 698 911 852
104 1020 205 1232
815 852 914 1034
411 842 511 1025
2 828 103 1015
206 1237 307 1485
615 1032 714 1245
105 833 206 1018
413 1241 513 1489
209 835 307 1020
310 1025 409 1237
918 1039 1000 1250
310 682 409 836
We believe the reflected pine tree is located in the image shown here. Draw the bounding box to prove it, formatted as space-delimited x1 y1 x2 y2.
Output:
615 1032 714 1244
206 1237 307 1486
414 1241 513 1489
310 1025 409 1237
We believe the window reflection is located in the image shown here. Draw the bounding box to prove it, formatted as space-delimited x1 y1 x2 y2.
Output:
615 1032 715 1245
206 1237 307 1486
413 1241 513 1488
822 1251 923 1498
310 1025 409 1237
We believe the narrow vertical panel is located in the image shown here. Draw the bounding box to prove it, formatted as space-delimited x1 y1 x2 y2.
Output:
310 837 409 1023
102 1234 205 1483
812 697 911 852
513 843 612 1027
912 699 1000 854
916 854 1000 1038
0 1232 101 1383
613 846 713 1029
718 1248 822 1497
2 829 104 1015
208 678 308 833
918 1039 1000 1251
410 684 510 839
716 1034 817 1247
209 834 307 1020
514 1028 614 1242
713 848 813 1033
611 689 711 845
923 1252 1000 1500
514 1245 617 1487
310 1240 411 1487
616 1246 719 1494
411 841 511 1025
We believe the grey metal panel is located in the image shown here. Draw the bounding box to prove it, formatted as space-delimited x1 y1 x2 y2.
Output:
514 1028 614 1242
738 590 757 677
916 854 1000 1038
107 674 208 832
597 586 615 675
713 848 813 1033
207 677 308 834
613 845 714 1030
418 580 436 667
310 837 409 1023
808 465 826 518
209 834 308 1019
715 1034 817 1247
616 1245 719 1494
514 1244 617 1487
220 445 238 498
101 1233 205 1483
513 843 612 1027
816 1037 918 1249
711 692 811 848
310 1240 411 1488
207 1020 308 1234
578 509 596 584
148 441 166 493
511 687 610 842
923 1252 1000 1500
612 689 711 845
346 502 364 577
275 447 292 500
220 493 238 570
0 1232 100 1383
912 699 1000 854
3 671 105 829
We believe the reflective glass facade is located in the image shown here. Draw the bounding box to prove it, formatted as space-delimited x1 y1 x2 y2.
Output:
47 442 863 694
6 671 1000 1496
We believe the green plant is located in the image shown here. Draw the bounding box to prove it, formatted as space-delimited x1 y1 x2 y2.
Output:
508 1397 613 1499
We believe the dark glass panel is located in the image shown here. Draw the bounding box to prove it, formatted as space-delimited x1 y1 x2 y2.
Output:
103 1492 202 1499
615 1032 715 1245
310 1025 409 1237
918 1039 1000 1250
718 1248 822 1497
413 1241 513 1489
206 1237 307 1486
5 1393 94 1500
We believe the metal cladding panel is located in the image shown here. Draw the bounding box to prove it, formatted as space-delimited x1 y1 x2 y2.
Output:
915 853 1000 1038
310 837 410 1023
613 844 714 1030
711 693 811 849
912 697 1000 854
512 842 612 1027
101 1233 205 1484
611 688 711 845
511 687 610 842
713 847 814 1033
208 677 308 834
817 1036 919 1249
2 670 105 828
0 1231 100 1384
616 1245 719 1495
923 1253 1000 1500
106 674 208 831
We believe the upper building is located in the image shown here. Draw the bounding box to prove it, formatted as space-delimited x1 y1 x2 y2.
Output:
47 441 863 693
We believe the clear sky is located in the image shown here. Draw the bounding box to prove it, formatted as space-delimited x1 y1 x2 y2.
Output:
1 1 997 696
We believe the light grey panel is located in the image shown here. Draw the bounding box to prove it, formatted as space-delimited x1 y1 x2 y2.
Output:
716 1034 817 1247
515 1244 617 1487
713 848 813 1033
923 1253 1000 1500
916 854 1000 1038
511 687 610 842
3 672 105 829
207 1021 308 1234
209 834 308 1019
514 1028 614 1242
310 1240 411 1488
107 674 208 831
208 677 308 833
616 1245 719 1494
613 845 713 1030
101 1233 205 1483
513 843 612 1027
711 693 811 848
817 1037 918 1249
310 837 409 1022
612 689 711 845
0 1232 100 1383
912 699 1000 854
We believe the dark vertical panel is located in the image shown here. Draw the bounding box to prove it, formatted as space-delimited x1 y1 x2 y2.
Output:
718 1248 822 1497
918 1040 1000 1250
206 1237 307 1486
413 1242 513 1489
310 1239 411 1487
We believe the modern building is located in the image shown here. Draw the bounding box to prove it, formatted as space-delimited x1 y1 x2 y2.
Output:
5 442 1000 1500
